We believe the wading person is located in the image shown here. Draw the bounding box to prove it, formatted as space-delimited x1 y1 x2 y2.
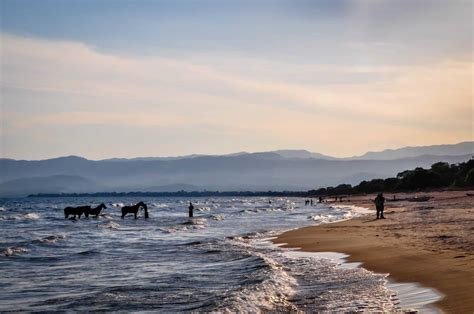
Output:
374 193 385 219
188 202 194 218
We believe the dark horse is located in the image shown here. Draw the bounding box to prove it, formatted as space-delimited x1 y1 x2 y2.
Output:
86 203 107 217
121 201 148 219
64 206 90 219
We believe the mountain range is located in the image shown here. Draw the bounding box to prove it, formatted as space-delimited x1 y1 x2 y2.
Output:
0 141 472 196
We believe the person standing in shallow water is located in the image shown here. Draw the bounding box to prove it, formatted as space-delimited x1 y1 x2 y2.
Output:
188 202 194 218
374 193 385 219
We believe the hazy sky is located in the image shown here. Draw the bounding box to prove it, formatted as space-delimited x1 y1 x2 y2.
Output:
1 0 472 159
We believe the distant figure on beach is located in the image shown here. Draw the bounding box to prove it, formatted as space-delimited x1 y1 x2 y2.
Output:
310 199 313 206
189 202 194 218
374 193 386 219
269 200 272 204
318 196 323 203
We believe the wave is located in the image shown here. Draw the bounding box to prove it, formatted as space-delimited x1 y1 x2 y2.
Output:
210 237 297 311
35 235 65 244
210 214 224 221
98 221 120 229
0 207 5 212
223 233 401 312
196 207 212 212
307 213 343 223
152 203 169 208
1 212 40 220
164 218 208 233
2 246 28 257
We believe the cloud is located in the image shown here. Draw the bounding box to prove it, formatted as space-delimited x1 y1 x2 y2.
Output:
0 33 472 159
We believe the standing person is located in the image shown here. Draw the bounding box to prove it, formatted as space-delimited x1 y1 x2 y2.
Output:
374 193 385 219
310 199 313 206
188 202 194 218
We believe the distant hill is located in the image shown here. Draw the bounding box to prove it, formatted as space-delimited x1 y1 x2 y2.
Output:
1 148 472 196
349 141 473 160
96 141 473 162
270 149 336 160
0 175 101 197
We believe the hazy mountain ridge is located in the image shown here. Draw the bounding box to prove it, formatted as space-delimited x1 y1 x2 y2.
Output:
349 141 473 160
0 175 102 196
0 145 472 196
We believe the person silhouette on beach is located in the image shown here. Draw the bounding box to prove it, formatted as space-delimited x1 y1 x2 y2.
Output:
374 193 385 219
188 202 194 218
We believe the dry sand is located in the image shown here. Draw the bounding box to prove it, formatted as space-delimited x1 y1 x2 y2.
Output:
274 190 474 313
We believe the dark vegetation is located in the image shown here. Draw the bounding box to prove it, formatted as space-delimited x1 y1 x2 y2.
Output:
308 159 474 196
28 159 474 198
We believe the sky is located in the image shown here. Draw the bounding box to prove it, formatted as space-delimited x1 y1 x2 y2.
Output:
0 0 472 160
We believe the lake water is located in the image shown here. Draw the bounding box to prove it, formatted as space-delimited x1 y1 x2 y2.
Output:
0 197 440 311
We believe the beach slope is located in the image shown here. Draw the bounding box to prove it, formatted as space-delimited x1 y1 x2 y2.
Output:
274 191 474 313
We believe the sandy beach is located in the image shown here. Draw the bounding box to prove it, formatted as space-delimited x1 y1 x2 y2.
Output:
274 190 474 313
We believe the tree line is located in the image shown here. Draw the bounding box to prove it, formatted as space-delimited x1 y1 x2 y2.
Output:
308 158 474 196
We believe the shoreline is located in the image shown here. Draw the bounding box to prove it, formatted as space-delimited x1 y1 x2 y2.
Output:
274 190 474 313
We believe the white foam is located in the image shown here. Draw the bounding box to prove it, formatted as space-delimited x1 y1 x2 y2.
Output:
331 204 372 215
196 207 212 212
8 213 40 220
281 248 442 313
210 214 225 221
215 238 298 312
2 247 28 257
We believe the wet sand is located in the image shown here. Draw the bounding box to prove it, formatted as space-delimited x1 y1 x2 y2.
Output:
274 190 474 313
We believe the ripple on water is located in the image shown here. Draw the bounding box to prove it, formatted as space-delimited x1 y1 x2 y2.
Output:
34 235 65 244
99 221 121 229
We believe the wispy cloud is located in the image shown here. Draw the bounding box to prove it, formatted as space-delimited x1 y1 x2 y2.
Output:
1 33 472 159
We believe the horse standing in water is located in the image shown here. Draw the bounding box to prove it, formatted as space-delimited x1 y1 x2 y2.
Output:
86 203 107 217
121 201 148 219
64 206 90 219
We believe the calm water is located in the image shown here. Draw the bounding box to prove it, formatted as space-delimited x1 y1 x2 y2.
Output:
0 197 438 311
